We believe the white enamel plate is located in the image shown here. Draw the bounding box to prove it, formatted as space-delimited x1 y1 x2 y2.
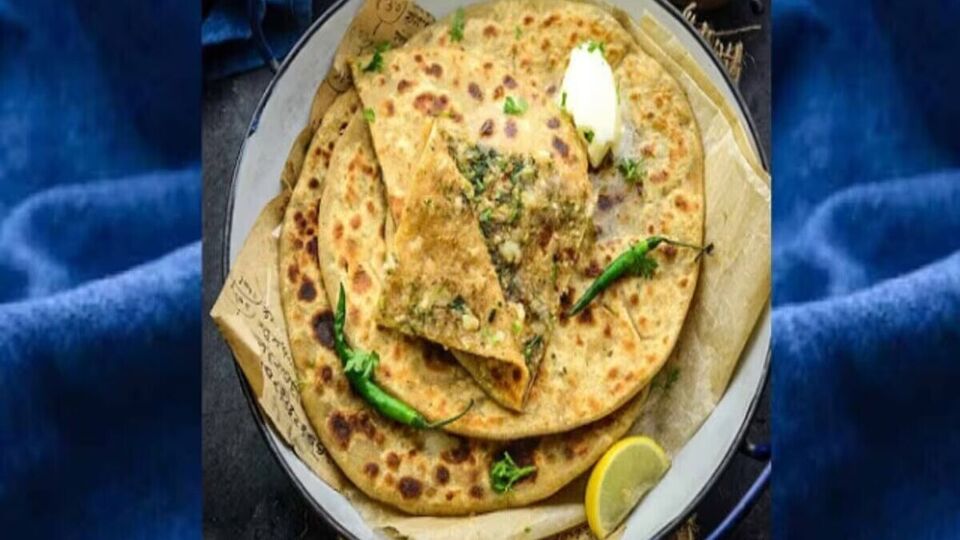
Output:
222 1 770 538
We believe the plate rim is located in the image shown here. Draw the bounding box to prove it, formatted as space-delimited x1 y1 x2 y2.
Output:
218 1 771 538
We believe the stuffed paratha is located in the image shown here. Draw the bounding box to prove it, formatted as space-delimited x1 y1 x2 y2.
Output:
325 0 703 439
378 122 533 410
485 0 706 372
280 99 650 515
352 44 593 409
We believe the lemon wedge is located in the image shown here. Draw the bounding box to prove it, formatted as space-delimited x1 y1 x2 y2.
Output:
585 436 671 539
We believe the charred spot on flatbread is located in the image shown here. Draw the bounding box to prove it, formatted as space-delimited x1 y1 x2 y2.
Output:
311 311 335 350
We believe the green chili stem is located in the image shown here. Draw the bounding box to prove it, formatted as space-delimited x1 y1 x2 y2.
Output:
420 399 475 429
334 284 473 429
333 284 351 360
567 236 710 317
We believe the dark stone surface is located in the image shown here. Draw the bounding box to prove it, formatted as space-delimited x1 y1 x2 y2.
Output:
202 69 334 540
202 1 770 538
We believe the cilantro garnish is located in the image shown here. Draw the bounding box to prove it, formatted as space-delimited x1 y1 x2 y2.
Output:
361 41 390 73
490 452 536 493
343 347 379 380
618 157 644 184
664 367 681 390
450 7 465 42
630 252 658 279
586 40 606 54
522 334 542 364
449 295 467 313
653 367 681 392
363 108 375 123
504 96 528 115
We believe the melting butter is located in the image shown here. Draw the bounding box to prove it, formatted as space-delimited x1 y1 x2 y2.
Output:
557 43 621 168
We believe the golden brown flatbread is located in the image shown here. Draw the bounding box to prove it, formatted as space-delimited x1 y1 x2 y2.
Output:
280 97 651 515
378 123 532 410
318 0 704 439
352 44 594 406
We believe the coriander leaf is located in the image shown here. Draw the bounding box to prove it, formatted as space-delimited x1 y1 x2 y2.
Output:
653 367 681 392
361 41 390 73
450 7 465 42
509 160 525 184
479 207 493 222
504 96 528 115
630 253 658 279
523 334 542 364
664 367 681 390
449 295 467 313
344 349 379 380
461 146 494 193
490 452 537 493
560 91 567 109
515 26 522 39
583 129 594 143
586 40 606 54
335 284 379 380
617 157 643 184
509 197 522 223
363 107 375 123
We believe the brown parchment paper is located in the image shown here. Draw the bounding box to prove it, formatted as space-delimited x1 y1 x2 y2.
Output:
626 14 771 455
212 194 343 488
281 0 435 193
210 2 770 538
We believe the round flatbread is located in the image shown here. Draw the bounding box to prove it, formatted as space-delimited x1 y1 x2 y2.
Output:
354 44 596 411
327 0 703 439
280 96 649 515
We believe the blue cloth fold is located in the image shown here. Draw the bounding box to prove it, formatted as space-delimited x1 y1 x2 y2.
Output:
202 0 314 79
0 0 200 537
772 0 960 537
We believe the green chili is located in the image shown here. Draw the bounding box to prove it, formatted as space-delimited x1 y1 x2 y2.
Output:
567 236 711 317
334 284 473 428
490 452 537 493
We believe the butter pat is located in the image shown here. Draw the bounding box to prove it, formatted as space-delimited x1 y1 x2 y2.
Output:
558 42 621 167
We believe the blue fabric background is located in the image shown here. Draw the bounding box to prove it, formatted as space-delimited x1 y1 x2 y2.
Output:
773 0 960 537
0 0 201 537
202 0 313 79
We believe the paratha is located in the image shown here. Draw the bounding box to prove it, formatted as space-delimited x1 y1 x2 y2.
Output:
405 0 636 84
378 122 532 410
280 98 650 515
353 44 594 409
324 0 704 439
